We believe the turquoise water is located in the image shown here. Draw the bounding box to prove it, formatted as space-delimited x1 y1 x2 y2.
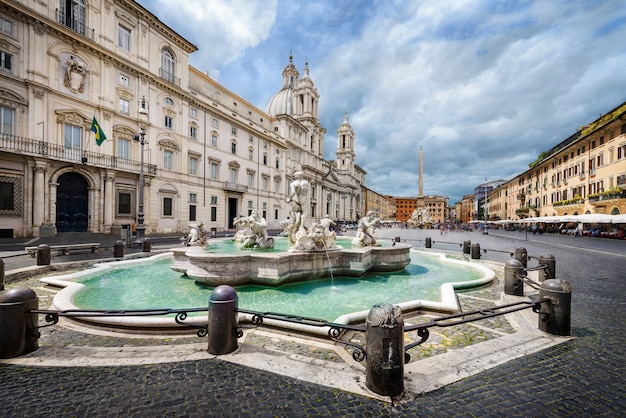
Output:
73 252 482 321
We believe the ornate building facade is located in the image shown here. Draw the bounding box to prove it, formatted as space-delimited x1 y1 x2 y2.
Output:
0 0 366 238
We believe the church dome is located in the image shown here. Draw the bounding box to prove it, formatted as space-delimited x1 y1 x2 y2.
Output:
265 54 299 116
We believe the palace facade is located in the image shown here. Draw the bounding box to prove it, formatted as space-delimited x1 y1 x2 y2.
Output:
0 0 366 238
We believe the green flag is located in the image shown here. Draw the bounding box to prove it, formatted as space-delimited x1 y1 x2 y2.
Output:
90 116 106 146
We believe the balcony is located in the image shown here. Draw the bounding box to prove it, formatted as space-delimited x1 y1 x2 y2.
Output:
160 68 180 87
56 10 94 40
222 182 248 193
588 190 626 203
0 133 156 175
553 199 584 207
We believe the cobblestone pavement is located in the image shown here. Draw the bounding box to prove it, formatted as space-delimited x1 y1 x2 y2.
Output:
1 230 625 417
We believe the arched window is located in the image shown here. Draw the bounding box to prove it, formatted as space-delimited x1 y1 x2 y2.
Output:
161 49 175 83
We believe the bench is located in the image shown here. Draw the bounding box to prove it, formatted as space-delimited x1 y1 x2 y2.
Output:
25 243 100 258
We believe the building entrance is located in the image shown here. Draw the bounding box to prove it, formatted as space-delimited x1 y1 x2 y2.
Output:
56 172 89 232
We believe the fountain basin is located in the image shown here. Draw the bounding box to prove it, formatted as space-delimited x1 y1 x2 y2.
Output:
171 240 412 286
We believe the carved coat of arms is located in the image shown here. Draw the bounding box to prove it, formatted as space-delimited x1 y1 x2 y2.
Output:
64 56 89 94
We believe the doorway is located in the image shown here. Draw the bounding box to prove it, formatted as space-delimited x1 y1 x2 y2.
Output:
56 172 89 232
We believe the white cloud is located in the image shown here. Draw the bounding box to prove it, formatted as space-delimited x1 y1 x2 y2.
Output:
138 0 626 203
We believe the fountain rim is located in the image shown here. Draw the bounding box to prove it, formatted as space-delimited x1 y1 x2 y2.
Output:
41 250 496 335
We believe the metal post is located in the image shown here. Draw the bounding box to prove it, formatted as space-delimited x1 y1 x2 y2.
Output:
0 287 39 358
0 258 4 291
538 253 556 281
463 240 471 254
504 259 524 296
425 237 432 248
538 279 572 336
36 244 50 266
113 240 124 258
142 238 151 253
207 285 238 355
514 247 528 268
470 243 481 259
134 127 146 246
365 303 404 397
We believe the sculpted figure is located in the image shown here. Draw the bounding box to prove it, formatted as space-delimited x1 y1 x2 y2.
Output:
241 210 274 249
181 222 206 247
286 171 309 243
352 211 381 247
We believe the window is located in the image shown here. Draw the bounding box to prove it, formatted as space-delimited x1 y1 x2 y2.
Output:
59 0 86 35
231 142 237 154
263 154 267 165
211 134 218 147
0 181 15 211
190 108 198 119
118 25 130 50
164 115 173 130
64 123 82 160
262 176 268 191
210 196 218 205
118 138 130 160
274 178 280 193
164 97 174 106
189 156 198 175
189 193 197 203
249 135 254 143
190 126 197 139
163 197 173 217
248 149 253 160
161 49 175 83
212 118 219 128
163 150 173 171
119 73 129 87
118 192 131 215
0 106 14 135
0 51 13 73
0 17 12 35
275 158 280 169
230 168 237 184
189 205 196 222
210 163 218 180
210 206 217 222
599 136 604 146
247 172 254 187
119 98 130 115
231 127 237 135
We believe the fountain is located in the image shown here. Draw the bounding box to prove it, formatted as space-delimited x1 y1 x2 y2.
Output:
39 175 495 333
171 175 412 287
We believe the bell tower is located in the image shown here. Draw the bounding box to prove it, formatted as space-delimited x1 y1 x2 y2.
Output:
337 111 355 173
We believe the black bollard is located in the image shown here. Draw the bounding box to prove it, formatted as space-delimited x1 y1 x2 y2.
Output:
462 240 471 254
207 285 239 355
538 279 571 336
365 303 404 397
142 238 151 253
504 259 524 296
0 287 39 358
394 236 401 243
514 247 528 268
113 240 124 258
470 243 481 259
425 237 432 248
36 244 50 266
538 254 555 281
0 258 4 291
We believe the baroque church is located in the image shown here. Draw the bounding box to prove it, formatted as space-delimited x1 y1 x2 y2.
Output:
0 0 366 238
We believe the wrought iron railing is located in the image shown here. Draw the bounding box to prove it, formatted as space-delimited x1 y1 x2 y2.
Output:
0 133 157 175
56 10 94 39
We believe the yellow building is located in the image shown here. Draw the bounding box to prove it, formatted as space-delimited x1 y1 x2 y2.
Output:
503 102 626 219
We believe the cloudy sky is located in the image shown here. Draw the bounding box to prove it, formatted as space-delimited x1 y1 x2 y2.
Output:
137 0 626 203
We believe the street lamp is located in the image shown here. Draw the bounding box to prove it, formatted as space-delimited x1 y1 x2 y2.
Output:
483 178 489 235
133 97 148 245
